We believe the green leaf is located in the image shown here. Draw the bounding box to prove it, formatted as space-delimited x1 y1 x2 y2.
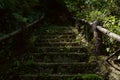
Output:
13 13 28 23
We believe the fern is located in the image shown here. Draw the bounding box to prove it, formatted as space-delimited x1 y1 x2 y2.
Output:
68 74 103 80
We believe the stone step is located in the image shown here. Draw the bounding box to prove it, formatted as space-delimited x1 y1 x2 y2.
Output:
19 74 100 80
19 74 103 80
18 62 98 75
36 42 81 47
38 38 75 42
19 74 78 80
39 32 76 35
40 26 76 31
35 47 88 53
39 34 76 39
32 52 88 55
26 52 89 62
40 30 76 35
33 62 95 65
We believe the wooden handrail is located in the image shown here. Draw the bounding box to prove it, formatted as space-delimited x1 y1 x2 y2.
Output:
96 26 120 42
0 15 44 42
73 17 92 26
0 29 21 42
75 18 120 71
27 15 44 28
75 18 120 42
74 17 120 40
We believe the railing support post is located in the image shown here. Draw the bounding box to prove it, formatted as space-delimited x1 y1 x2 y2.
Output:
92 21 104 55
15 22 26 54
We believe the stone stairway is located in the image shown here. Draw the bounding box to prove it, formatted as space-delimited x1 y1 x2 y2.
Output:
18 26 99 80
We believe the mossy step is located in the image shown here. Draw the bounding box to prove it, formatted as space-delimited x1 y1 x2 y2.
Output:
32 52 87 55
38 38 75 42
35 47 88 52
39 34 76 39
38 42 80 44
36 38 77 43
19 74 103 80
26 52 89 62
39 29 78 34
20 74 79 77
40 30 76 34
40 26 74 28
33 62 95 65
40 26 76 31
39 32 76 35
18 62 98 75
37 42 81 47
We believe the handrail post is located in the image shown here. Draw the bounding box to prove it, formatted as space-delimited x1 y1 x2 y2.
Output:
92 21 104 55
75 18 81 32
15 22 26 54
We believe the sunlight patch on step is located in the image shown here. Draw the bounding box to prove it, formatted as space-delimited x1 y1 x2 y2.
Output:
76 33 88 47
71 27 79 34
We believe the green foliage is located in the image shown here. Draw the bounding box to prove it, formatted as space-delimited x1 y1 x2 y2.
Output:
0 0 41 34
13 13 28 23
25 59 34 66
0 0 4 9
102 16 120 53
68 74 103 80
64 0 120 53
64 0 78 12
0 33 5 37
87 10 103 21
103 16 120 34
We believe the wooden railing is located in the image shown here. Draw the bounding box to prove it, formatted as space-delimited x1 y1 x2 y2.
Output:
74 18 120 71
0 15 44 42
0 15 44 54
